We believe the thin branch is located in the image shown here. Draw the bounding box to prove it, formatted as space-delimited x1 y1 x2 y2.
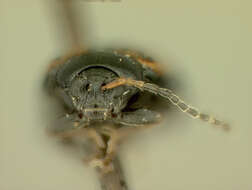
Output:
96 156 128 190
60 0 83 50
46 0 85 51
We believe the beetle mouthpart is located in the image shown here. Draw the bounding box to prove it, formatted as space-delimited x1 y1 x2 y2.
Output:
83 108 110 120
84 108 109 112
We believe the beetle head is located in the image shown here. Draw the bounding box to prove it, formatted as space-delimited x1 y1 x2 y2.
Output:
67 67 136 120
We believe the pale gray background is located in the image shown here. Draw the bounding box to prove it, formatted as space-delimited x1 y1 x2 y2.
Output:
1 0 251 190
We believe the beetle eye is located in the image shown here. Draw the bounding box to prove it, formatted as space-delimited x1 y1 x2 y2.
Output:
78 113 83 119
79 83 90 92
85 83 90 90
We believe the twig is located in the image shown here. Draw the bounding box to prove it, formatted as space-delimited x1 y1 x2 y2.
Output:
96 156 128 190
60 0 83 50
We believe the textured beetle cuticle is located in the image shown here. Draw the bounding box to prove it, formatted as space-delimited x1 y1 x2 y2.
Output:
46 50 230 183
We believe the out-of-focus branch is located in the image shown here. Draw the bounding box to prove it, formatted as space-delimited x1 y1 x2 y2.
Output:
96 156 128 190
60 0 83 50
46 0 86 51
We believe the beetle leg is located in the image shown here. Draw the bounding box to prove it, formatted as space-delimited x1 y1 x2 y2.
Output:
50 123 107 149
103 78 230 131
48 113 90 137
103 128 120 167
83 130 108 168
101 116 160 165
49 116 109 167
114 109 162 126
87 126 124 171
87 126 119 173
88 122 160 172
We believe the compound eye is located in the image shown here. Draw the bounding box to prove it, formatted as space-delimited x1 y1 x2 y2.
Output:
101 82 106 88
80 82 91 92
85 83 91 91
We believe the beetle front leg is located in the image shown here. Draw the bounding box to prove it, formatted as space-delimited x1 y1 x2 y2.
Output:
48 113 90 138
49 114 109 167
50 120 106 151
98 109 162 167
115 108 162 126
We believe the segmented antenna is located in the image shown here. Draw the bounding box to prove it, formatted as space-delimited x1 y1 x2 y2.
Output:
102 78 230 131
149 85 230 131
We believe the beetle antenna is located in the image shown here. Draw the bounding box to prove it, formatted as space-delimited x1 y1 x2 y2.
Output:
102 78 230 131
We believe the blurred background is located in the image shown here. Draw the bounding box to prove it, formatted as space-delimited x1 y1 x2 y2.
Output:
1 0 251 190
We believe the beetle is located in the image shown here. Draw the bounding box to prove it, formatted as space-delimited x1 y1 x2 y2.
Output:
43 2 230 189
45 48 229 170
